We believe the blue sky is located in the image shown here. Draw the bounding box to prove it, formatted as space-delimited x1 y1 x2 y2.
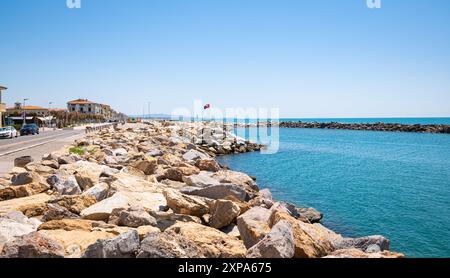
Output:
0 0 449 117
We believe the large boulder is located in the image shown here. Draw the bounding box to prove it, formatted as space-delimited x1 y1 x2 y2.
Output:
47 174 81 196
195 159 220 172
182 149 209 162
49 195 97 215
236 207 271 248
0 182 50 201
211 170 259 194
82 183 109 201
82 230 140 258
246 220 295 258
109 206 157 228
60 161 107 190
163 189 209 217
42 204 80 222
0 232 65 258
164 167 200 182
0 212 42 251
181 184 248 201
149 211 202 231
333 236 390 252
137 221 246 258
209 199 240 229
11 171 43 186
14 156 34 168
297 207 323 223
269 210 334 258
0 193 52 215
133 156 158 175
80 193 130 221
183 172 220 187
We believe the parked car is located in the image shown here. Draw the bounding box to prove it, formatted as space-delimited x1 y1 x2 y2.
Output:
0 126 19 139
20 124 40 136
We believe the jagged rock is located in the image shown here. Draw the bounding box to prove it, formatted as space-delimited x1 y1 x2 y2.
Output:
39 229 119 258
182 149 209 162
221 224 241 238
113 148 128 157
137 229 203 258
224 195 251 214
269 210 333 258
41 160 59 169
333 235 390 252
49 195 97 215
147 149 163 157
82 230 140 258
11 171 42 186
183 172 220 187
133 156 157 175
0 232 65 258
297 207 323 223
24 163 55 175
80 193 130 221
42 204 80 222
57 154 80 165
209 199 240 229
14 156 34 168
211 170 259 194
47 174 82 195
246 220 295 258
0 212 42 251
100 167 119 178
249 188 274 208
38 219 100 231
195 159 220 172
163 167 200 182
163 189 209 217
181 183 248 201
60 161 107 190
236 206 271 248
0 182 50 201
324 248 405 258
109 206 157 228
82 183 109 201
366 244 381 253
0 193 52 215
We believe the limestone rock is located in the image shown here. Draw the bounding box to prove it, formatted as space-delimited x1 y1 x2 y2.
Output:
136 225 160 241
182 149 209 162
47 174 82 196
297 207 323 223
109 206 157 228
0 232 65 258
11 171 43 186
80 193 130 221
0 193 52 215
195 159 220 172
236 206 271 248
209 199 240 229
133 156 157 175
0 212 42 251
82 230 140 258
181 183 248 201
82 183 109 201
163 189 209 217
149 211 202 231
183 172 220 187
333 235 390 252
42 204 80 222
246 220 295 258
49 195 97 215
41 160 59 169
211 170 259 194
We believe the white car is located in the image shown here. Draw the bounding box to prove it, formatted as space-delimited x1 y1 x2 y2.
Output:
0 126 19 139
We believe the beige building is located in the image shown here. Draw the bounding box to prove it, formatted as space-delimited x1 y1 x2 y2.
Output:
0 86 6 127
67 99 103 115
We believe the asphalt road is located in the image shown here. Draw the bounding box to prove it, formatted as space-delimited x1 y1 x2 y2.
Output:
0 129 85 174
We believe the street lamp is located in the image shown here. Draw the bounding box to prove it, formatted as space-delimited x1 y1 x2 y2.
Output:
23 98 29 125
48 102 53 128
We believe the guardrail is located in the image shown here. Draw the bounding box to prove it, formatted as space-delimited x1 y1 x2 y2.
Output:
85 123 119 133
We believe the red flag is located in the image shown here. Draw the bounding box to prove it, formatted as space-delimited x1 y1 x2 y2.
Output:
204 104 211 110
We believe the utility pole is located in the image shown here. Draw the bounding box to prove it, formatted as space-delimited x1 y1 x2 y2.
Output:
23 98 29 126
148 102 151 120
48 101 53 128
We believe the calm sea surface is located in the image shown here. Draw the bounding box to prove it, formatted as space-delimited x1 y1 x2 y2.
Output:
217 121 450 258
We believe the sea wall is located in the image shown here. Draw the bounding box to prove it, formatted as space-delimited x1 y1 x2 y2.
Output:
0 121 404 258
278 121 450 134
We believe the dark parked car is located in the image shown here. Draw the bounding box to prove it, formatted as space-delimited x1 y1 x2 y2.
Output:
20 124 40 136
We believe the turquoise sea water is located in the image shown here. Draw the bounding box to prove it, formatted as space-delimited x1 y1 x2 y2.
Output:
217 127 450 258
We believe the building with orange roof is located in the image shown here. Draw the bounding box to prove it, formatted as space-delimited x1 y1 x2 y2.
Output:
67 98 103 115
6 102 49 116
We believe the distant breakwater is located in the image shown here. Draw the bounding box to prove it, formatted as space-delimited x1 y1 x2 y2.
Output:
233 121 450 134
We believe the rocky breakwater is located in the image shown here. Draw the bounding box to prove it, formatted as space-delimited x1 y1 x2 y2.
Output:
279 121 450 134
0 121 404 258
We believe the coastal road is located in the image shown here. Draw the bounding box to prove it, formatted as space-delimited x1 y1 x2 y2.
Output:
0 129 85 175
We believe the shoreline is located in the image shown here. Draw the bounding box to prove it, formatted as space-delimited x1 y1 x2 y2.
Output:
0 121 404 258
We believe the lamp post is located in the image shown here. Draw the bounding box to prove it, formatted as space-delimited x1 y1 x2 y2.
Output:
48 102 53 128
23 98 29 125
